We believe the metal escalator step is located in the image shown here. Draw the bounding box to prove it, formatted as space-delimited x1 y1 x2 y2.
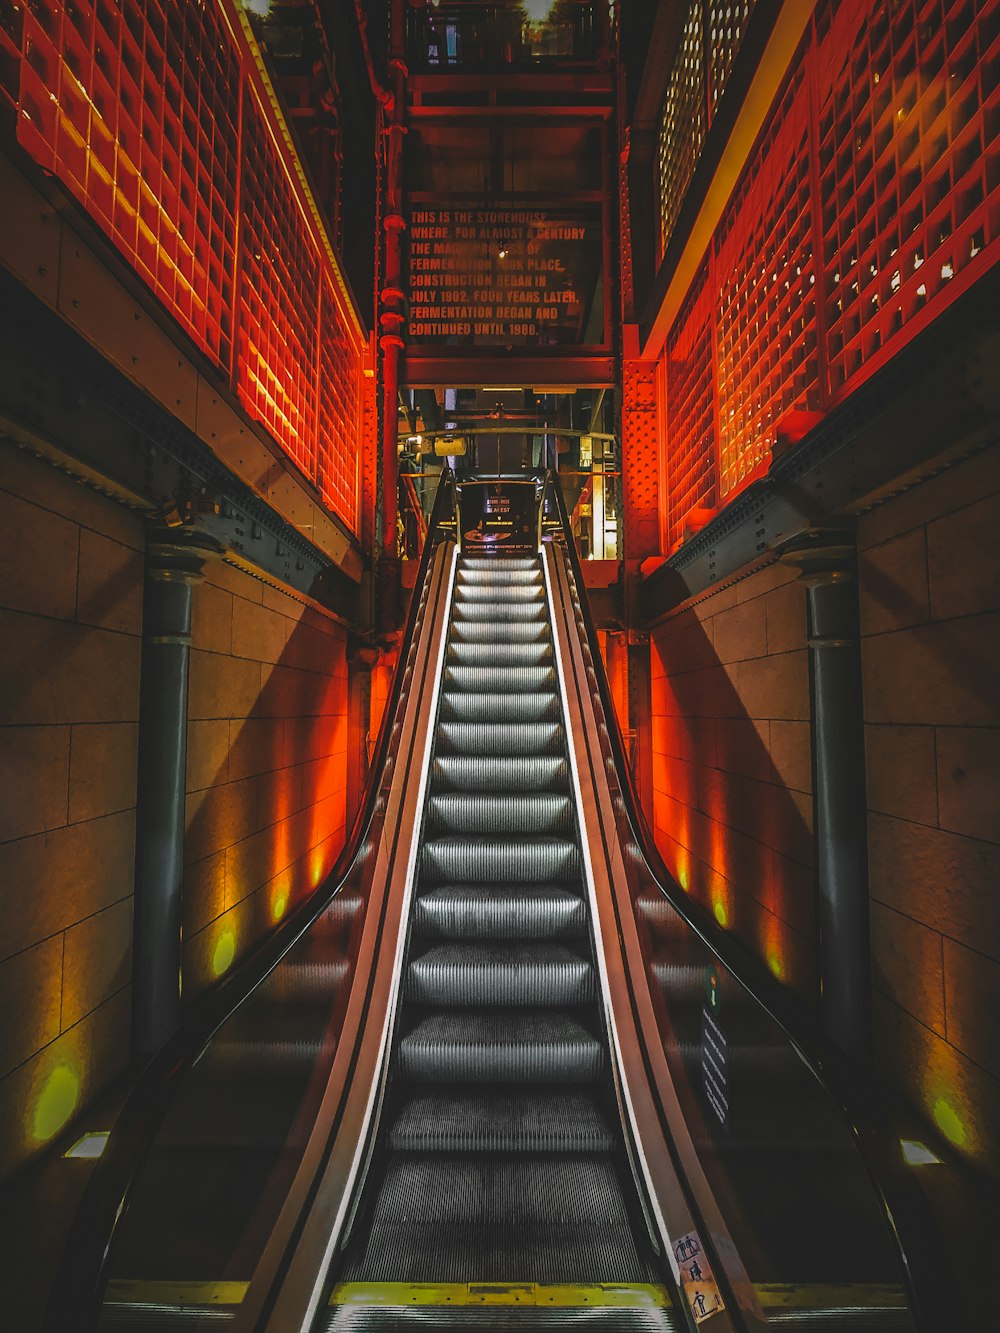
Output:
454 585 546 602
345 1154 647 1284
432 755 569 793
413 885 587 940
398 1011 604 1083
259 959 350 1003
456 568 542 586
452 601 547 623
427 793 573 835
444 666 556 693
201 1038 323 1076
324 1305 677 1330
447 641 553 667
439 692 560 724
435 722 564 757
388 1088 615 1152
406 943 595 1006
421 835 581 884
459 557 538 572
449 620 548 643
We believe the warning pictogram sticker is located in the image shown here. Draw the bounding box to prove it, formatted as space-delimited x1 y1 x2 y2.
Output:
673 1231 726 1324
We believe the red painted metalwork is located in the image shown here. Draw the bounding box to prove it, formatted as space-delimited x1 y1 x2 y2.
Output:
664 259 715 549
17 0 240 369
714 60 817 500
655 0 1000 549
3 0 367 539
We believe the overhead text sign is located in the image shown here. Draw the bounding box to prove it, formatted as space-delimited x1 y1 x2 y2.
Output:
408 205 602 346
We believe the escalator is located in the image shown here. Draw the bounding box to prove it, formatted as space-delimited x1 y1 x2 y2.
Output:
46 474 969 1333
328 550 675 1325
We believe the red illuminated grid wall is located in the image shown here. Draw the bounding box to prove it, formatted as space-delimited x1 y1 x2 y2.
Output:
714 62 818 500
656 0 1000 547
664 260 716 542
1 0 365 538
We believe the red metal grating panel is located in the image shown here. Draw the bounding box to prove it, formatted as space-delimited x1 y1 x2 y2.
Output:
0 0 22 111
658 0 706 257
818 0 1000 397
664 260 716 547
708 2 757 110
237 84 320 484
317 274 362 533
16 0 239 368
714 63 818 498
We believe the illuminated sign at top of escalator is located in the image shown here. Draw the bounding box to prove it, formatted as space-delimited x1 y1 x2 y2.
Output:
459 481 538 550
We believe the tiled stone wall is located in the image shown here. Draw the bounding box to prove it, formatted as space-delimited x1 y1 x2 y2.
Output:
859 443 1000 1179
183 561 349 997
0 444 351 1182
0 444 140 1179
649 562 816 998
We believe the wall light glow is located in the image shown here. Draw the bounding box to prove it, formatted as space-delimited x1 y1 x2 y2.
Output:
713 899 729 927
33 1065 79 1143
932 1096 967 1148
212 929 236 977
272 892 289 922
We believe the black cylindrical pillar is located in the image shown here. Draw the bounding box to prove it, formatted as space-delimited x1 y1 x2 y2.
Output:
133 529 222 1060
782 528 871 1063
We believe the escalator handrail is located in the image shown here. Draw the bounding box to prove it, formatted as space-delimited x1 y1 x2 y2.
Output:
542 469 960 1333
44 474 459 1333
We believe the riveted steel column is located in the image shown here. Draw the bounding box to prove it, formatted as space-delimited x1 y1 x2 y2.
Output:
781 526 870 1063
133 529 223 1059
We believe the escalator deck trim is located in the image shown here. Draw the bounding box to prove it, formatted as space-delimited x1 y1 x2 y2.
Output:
331 1282 673 1310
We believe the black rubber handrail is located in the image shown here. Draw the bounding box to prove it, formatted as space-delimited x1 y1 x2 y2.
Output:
542 469 964 1333
44 473 458 1333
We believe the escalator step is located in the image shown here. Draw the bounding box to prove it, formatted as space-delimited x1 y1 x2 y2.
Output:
456 569 542 587
439 691 560 724
426 793 573 835
325 1307 677 1330
257 959 349 1003
345 1154 648 1284
421 835 581 884
388 1088 615 1153
407 943 595 1007
435 722 565 757
444 666 557 693
449 620 548 643
454 585 546 602
432 755 569 793
398 1011 604 1083
413 885 587 941
447 641 553 667
201 1038 323 1076
452 601 547 623
459 558 538 572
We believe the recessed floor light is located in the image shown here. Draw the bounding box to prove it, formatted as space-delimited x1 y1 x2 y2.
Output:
901 1139 942 1166
64 1131 110 1159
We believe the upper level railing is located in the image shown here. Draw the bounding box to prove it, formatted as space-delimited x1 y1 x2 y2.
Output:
407 1 601 71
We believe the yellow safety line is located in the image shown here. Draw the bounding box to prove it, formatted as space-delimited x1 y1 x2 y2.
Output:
331 1282 672 1308
755 1284 907 1310
105 1280 249 1305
